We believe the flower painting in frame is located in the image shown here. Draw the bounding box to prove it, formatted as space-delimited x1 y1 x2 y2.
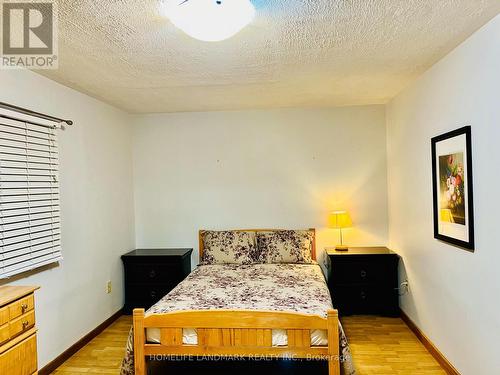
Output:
431 126 474 251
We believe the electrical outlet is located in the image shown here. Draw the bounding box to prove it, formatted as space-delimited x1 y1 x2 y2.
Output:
399 280 409 295
106 281 112 294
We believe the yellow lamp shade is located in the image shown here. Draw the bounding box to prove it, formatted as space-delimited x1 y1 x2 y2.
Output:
328 211 353 229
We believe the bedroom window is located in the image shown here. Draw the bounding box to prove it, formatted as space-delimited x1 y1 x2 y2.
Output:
0 104 68 278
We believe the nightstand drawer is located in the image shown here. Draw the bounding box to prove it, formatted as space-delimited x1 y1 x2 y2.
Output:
126 284 175 308
125 263 182 284
333 285 398 316
330 258 396 285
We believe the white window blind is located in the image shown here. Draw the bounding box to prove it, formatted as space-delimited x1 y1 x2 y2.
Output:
0 109 62 278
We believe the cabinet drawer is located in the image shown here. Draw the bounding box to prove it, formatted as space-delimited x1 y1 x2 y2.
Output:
127 284 174 305
0 333 37 375
0 306 8 326
332 285 398 316
9 311 35 340
9 294 34 321
0 324 9 346
124 283 178 313
125 263 182 284
331 258 396 285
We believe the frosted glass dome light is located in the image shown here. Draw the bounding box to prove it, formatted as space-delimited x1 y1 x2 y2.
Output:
163 0 255 42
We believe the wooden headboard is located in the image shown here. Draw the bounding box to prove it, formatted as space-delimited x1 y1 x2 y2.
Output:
198 228 316 262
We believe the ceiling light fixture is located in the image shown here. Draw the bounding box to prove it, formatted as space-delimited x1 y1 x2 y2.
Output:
163 0 255 42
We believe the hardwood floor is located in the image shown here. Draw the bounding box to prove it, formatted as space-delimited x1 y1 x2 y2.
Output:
51 316 131 374
51 315 445 375
341 316 446 375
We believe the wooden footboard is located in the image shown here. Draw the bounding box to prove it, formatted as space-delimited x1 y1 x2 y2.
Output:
133 308 340 375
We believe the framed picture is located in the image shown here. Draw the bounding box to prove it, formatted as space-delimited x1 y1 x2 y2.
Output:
431 126 474 251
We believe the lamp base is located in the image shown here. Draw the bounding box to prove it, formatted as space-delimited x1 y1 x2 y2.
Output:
335 245 349 251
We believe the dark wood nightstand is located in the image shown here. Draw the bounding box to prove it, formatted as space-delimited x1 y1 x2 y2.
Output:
121 248 192 314
326 247 400 317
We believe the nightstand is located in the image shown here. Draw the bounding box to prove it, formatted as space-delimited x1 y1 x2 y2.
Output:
121 248 192 314
326 247 399 317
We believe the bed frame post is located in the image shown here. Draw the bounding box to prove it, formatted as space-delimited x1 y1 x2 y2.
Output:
133 308 146 375
327 309 340 375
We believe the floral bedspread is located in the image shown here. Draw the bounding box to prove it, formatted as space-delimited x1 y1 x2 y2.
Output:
120 264 355 375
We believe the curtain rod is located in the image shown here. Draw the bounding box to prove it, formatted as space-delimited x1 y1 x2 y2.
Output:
0 101 73 126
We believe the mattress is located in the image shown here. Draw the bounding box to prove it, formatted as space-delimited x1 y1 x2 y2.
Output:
144 263 332 345
121 263 356 375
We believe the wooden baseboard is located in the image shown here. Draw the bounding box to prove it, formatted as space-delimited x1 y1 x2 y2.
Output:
400 309 460 375
39 308 123 375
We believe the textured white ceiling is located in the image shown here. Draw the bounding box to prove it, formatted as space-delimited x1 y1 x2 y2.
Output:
39 0 500 113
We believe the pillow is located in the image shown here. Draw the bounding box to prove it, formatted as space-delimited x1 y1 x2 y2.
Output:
201 230 258 265
256 230 314 264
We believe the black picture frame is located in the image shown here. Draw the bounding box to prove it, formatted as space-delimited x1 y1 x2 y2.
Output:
431 126 474 251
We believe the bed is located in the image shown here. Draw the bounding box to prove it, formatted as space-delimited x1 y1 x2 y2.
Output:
121 229 355 375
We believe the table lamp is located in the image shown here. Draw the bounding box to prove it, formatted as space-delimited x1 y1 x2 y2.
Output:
328 211 353 251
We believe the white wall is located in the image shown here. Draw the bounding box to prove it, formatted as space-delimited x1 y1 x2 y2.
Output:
132 106 389 266
386 14 500 375
0 69 135 367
